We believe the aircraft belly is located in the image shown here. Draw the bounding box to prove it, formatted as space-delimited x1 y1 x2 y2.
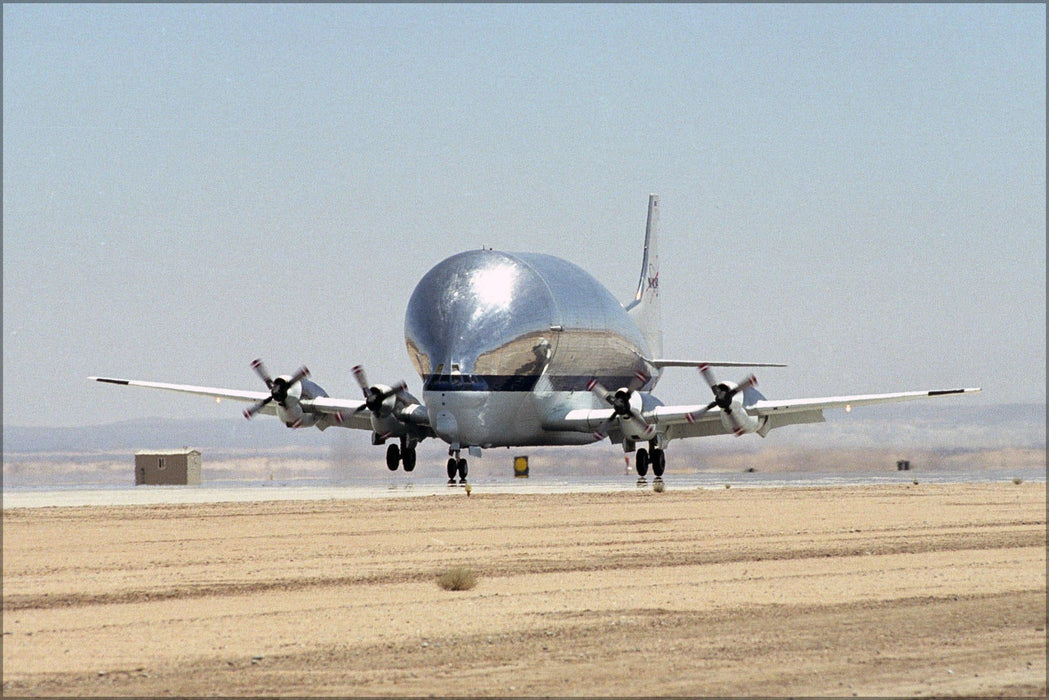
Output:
424 389 598 447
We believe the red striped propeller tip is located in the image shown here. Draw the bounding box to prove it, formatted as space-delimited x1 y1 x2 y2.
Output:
586 379 597 391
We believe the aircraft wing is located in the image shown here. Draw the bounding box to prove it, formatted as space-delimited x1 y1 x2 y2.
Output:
90 377 274 404
546 387 981 441
89 376 375 430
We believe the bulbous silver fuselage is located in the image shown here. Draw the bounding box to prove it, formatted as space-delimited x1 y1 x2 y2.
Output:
404 249 657 447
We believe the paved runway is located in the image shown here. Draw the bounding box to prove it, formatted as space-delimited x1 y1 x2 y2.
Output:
4 466 1042 509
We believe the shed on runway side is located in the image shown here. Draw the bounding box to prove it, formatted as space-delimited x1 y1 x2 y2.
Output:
135 449 202 485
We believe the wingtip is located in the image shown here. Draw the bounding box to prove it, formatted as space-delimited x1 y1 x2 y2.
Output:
90 376 130 385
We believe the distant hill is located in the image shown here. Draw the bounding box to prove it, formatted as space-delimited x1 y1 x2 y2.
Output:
4 402 1044 457
4 417 332 455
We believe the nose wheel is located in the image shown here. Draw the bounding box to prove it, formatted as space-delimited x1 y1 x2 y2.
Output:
446 453 468 485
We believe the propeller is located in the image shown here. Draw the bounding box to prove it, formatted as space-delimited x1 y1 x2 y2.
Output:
587 375 655 440
351 365 408 416
691 363 757 436
242 359 310 420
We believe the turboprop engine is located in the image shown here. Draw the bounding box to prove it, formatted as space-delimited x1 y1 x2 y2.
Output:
697 364 766 437
243 359 328 429
351 365 407 420
587 373 656 441
712 380 761 436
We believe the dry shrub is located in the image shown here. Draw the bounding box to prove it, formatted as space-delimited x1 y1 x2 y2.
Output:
437 566 477 591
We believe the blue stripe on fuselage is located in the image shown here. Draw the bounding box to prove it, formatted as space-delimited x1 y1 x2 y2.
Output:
422 375 648 392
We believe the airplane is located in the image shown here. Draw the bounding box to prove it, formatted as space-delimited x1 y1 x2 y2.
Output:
91 195 980 484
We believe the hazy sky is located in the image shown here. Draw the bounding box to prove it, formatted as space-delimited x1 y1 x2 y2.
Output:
4 4 1045 429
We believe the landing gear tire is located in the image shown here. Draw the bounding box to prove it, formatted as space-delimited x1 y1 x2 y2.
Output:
402 447 416 472
457 458 468 484
386 443 400 471
447 457 458 484
635 448 650 477
651 448 665 478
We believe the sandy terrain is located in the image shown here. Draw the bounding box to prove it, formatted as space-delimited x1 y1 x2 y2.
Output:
3 483 1045 696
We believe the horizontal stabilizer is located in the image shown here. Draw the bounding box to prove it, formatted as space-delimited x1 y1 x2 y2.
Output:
651 359 788 369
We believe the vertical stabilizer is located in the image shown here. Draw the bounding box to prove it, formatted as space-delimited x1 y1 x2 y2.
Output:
626 194 663 358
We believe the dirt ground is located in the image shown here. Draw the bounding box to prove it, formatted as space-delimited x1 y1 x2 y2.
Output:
3 482 1045 696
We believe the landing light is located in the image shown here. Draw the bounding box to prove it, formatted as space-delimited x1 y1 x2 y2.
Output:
845 404 852 413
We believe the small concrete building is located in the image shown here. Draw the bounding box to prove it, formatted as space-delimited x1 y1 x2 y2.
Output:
135 449 202 485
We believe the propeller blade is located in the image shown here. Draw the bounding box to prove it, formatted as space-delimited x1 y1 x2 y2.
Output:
696 365 758 436
698 365 758 407
352 365 369 397
737 373 757 394
352 365 409 415
685 400 718 423
592 415 616 441
289 366 310 385
242 396 272 420
251 358 274 389
631 369 651 390
589 378 652 438
587 378 614 406
698 363 717 391
248 359 310 409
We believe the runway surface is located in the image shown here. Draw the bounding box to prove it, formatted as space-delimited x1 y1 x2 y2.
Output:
3 481 1045 696
3 465 1042 509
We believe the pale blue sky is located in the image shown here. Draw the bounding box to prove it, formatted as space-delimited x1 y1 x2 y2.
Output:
4 4 1045 428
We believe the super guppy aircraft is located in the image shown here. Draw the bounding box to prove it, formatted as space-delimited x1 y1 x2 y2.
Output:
92 196 980 483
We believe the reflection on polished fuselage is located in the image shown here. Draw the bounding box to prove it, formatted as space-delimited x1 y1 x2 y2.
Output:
404 250 657 447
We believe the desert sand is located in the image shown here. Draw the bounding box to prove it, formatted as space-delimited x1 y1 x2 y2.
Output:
3 482 1045 696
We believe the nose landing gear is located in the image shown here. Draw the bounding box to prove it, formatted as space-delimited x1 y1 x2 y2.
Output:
446 450 468 486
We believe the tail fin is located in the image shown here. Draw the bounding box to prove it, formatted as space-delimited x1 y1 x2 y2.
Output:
626 194 663 358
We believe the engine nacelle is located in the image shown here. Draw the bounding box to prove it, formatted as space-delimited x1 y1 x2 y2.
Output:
613 387 655 441
276 397 316 428
368 383 400 419
275 376 327 428
716 382 761 436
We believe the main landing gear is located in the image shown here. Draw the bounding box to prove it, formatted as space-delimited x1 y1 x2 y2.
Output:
446 452 468 486
385 439 417 472
633 445 666 486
